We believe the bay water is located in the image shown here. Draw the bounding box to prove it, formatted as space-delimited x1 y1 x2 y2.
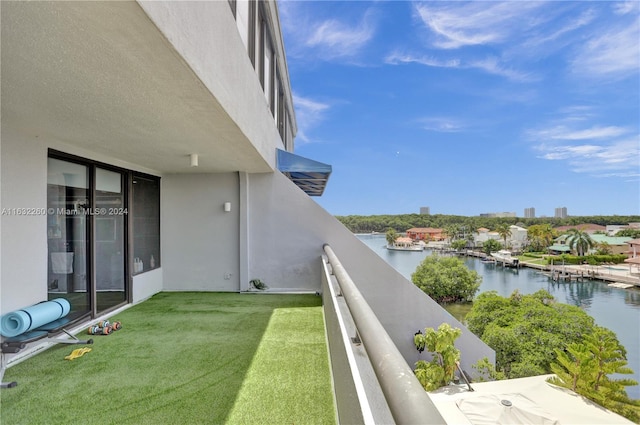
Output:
357 233 640 398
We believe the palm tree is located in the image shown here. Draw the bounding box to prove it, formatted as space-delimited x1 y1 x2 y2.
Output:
527 224 556 252
566 228 595 256
385 228 398 246
495 223 512 249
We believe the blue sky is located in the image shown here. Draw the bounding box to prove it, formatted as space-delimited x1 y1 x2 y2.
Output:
279 1 640 217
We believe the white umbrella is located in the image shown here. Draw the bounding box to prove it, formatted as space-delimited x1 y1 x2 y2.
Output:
457 393 560 425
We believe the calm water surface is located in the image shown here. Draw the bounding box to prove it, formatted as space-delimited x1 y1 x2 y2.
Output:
358 234 640 398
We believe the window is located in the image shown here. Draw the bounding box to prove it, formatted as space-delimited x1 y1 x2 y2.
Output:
132 173 160 273
262 21 273 110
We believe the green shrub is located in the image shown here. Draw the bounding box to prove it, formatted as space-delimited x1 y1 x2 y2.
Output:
545 254 627 265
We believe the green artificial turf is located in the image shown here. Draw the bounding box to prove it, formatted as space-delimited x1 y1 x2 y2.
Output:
1 292 335 425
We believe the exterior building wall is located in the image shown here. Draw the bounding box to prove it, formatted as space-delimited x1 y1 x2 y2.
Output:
1 129 48 314
161 173 241 292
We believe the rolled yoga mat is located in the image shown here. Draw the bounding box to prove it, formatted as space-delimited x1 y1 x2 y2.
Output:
0 298 71 338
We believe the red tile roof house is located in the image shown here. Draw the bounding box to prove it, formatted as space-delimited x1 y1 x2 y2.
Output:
406 227 445 241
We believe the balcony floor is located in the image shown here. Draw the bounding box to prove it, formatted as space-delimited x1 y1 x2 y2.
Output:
1 292 335 424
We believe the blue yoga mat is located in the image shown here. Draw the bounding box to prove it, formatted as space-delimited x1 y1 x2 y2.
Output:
0 298 71 338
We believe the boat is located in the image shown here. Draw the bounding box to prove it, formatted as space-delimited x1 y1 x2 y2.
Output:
490 250 519 266
386 237 424 251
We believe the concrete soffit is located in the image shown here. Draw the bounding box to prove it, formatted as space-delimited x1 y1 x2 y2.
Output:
1 1 273 174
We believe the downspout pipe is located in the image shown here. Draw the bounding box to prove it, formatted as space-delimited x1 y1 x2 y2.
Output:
323 244 445 424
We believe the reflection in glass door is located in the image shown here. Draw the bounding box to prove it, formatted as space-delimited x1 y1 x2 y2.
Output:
47 158 90 318
95 168 127 313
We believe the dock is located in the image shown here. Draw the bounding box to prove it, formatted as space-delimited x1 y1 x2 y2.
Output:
439 249 639 288
547 269 586 282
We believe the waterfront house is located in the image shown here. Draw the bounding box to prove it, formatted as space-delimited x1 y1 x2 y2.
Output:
406 227 445 241
1 2 493 422
473 227 501 246
508 225 528 251
590 235 633 255
550 234 631 255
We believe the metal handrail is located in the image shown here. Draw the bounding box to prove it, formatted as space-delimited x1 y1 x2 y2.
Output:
323 244 445 424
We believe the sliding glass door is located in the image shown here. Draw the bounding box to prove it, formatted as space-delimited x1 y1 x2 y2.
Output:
95 168 127 312
47 156 128 318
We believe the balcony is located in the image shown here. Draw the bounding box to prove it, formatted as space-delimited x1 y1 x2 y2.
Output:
1 292 336 424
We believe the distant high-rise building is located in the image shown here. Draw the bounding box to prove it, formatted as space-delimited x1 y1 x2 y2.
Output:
555 207 568 218
524 207 535 218
420 207 430 215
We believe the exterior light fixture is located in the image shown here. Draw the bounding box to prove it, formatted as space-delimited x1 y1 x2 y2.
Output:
190 153 198 167
224 202 231 212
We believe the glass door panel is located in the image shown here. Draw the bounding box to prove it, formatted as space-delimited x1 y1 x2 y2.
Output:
95 168 126 313
47 158 90 318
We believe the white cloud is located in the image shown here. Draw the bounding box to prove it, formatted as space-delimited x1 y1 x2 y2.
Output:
530 116 639 177
385 52 535 82
613 1 640 16
413 1 546 49
469 57 538 82
538 139 640 174
571 16 640 78
530 125 630 141
292 94 330 144
520 8 596 49
385 52 461 68
305 17 374 59
279 2 376 62
419 117 465 133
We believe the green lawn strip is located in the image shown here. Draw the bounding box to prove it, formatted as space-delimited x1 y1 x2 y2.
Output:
226 306 335 425
1 292 331 425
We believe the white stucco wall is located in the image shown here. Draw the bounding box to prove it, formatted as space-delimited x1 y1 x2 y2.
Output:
0 129 49 314
132 268 163 303
161 173 240 291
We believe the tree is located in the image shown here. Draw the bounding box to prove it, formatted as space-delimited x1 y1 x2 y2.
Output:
495 223 512 249
595 242 612 255
527 224 556 252
548 327 640 422
616 228 640 238
411 254 481 303
451 239 467 251
385 228 398 246
413 323 461 391
566 228 595 256
466 290 597 379
443 224 461 244
482 239 502 255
